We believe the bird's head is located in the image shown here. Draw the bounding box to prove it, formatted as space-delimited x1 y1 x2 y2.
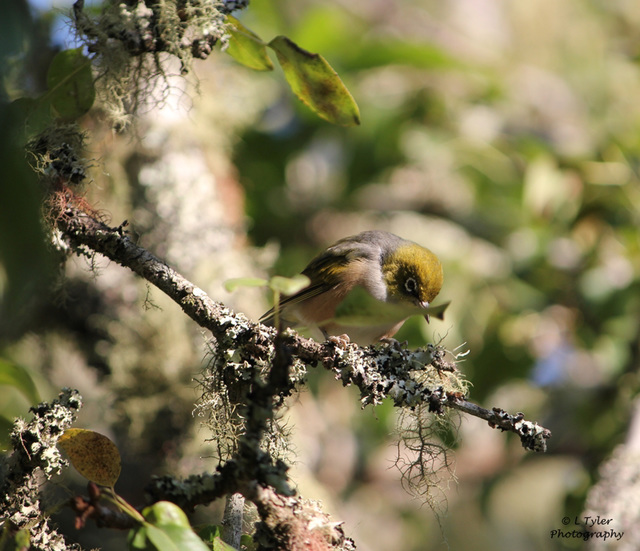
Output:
381 242 443 310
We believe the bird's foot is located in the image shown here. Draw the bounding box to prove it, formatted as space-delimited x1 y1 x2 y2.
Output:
328 334 351 349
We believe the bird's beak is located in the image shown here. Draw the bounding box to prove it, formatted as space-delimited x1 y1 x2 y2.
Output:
419 300 430 323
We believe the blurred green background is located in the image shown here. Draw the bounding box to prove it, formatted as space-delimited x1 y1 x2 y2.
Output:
2 0 640 550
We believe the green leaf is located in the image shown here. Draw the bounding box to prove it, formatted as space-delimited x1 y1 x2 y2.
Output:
240 534 256 551
269 274 310 296
224 277 268 293
225 16 274 71
144 524 175 550
129 524 152 550
146 502 210 549
148 524 211 551
196 524 223 543
212 536 238 551
196 525 242 550
129 503 211 551
0 359 40 404
142 501 191 529
268 36 360 127
46 48 95 120
129 524 180 551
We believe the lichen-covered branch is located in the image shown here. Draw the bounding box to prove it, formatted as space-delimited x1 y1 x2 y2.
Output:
246 484 355 551
56 206 551 453
0 389 83 551
72 0 233 62
54 205 551 548
70 0 248 125
145 464 241 512
311 341 551 453
447 400 551 452
56 206 242 343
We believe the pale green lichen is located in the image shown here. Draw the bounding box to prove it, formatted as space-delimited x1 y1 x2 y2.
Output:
72 0 233 126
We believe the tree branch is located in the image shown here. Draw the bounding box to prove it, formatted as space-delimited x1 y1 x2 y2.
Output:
56 206 551 452
447 399 551 453
49 205 554 548
0 389 83 551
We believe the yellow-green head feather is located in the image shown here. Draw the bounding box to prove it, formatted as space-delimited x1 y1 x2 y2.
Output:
382 243 443 305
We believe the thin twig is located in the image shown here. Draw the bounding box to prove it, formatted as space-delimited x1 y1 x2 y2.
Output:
447 398 551 452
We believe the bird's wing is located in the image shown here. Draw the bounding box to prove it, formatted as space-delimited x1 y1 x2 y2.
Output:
260 237 376 325
259 281 329 325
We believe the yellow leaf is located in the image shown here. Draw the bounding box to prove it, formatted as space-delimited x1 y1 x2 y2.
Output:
58 428 121 487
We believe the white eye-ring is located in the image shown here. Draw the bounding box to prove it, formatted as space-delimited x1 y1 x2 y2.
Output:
404 277 417 294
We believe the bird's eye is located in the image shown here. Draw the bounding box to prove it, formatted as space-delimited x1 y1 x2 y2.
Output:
404 277 417 295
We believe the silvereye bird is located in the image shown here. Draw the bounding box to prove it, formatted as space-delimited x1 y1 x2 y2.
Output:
260 230 445 345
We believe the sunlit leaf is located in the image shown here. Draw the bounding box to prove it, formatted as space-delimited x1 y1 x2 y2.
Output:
269 274 310 296
226 16 274 71
128 523 152 550
213 536 238 551
145 525 179 551
196 524 223 543
197 523 244 550
143 501 191 528
0 359 40 404
148 524 212 551
57 428 121 486
224 277 268 292
268 36 360 126
46 48 95 120
128 502 211 551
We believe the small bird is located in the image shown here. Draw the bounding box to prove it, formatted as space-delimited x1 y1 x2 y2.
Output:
260 230 445 345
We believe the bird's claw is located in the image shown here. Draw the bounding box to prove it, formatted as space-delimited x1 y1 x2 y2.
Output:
328 334 351 349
